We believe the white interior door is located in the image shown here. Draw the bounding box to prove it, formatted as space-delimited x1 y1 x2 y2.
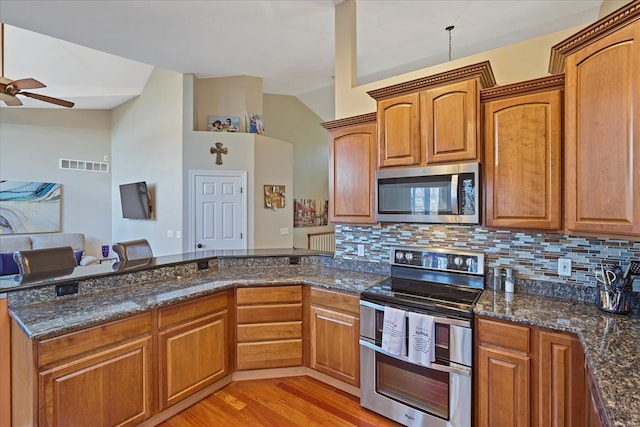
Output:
191 171 247 250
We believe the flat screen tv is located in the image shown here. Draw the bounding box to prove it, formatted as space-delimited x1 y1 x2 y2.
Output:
119 181 151 219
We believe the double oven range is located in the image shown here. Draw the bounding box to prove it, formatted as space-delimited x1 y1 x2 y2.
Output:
360 246 485 427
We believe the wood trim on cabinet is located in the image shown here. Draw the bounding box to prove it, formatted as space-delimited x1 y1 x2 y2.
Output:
11 320 39 427
0 297 10 427
37 312 153 368
321 112 376 130
549 0 640 73
367 60 496 100
480 74 565 102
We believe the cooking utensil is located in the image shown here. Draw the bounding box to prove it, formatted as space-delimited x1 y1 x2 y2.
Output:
595 268 616 286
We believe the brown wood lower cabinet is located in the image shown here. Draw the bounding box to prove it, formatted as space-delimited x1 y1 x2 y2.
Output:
236 285 303 370
12 312 154 427
158 292 230 410
308 288 360 386
475 316 587 427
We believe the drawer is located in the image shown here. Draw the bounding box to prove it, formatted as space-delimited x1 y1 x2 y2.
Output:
38 312 152 368
237 303 302 324
476 317 530 353
158 292 228 330
237 339 303 370
236 285 302 305
310 288 359 316
237 321 302 342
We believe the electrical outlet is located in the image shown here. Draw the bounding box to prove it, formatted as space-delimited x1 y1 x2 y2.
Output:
558 258 572 276
167 229 173 238
357 244 365 257
175 230 181 239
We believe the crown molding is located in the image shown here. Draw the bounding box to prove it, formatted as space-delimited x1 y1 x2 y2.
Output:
549 0 640 74
321 112 377 130
480 74 565 102
366 61 496 101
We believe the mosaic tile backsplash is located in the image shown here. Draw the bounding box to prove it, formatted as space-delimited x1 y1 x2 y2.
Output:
334 223 640 297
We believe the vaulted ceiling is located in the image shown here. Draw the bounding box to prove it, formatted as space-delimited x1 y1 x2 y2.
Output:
0 0 605 110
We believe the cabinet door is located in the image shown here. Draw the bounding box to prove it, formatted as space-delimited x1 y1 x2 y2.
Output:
39 337 153 427
477 345 530 427
585 363 604 427
159 311 228 409
564 21 640 236
329 122 377 223
484 90 562 229
537 330 585 427
377 93 421 167
423 79 479 164
309 305 359 386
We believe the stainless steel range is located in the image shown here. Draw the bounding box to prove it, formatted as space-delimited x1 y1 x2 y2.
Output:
360 246 485 427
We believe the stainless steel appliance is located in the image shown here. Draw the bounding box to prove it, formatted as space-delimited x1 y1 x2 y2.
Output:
375 162 480 224
360 246 485 427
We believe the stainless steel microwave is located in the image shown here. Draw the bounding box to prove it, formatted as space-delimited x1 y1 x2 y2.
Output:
375 162 480 224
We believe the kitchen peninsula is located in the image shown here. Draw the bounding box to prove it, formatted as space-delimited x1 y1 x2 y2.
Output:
4 249 387 426
2 249 639 427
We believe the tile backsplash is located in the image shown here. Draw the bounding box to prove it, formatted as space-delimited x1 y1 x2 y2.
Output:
335 223 640 292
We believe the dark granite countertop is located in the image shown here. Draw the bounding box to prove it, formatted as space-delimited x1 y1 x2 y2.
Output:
475 291 640 427
9 265 386 340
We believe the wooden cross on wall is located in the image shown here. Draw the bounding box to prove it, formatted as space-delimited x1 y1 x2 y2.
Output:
210 142 228 165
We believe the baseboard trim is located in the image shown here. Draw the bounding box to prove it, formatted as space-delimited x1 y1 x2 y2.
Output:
233 367 360 397
139 376 233 427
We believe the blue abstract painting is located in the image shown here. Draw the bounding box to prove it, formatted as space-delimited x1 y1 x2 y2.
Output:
0 181 61 234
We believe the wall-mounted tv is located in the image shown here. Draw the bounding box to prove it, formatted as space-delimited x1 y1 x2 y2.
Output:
119 181 152 219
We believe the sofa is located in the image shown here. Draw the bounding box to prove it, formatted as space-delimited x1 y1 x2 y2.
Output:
0 233 98 276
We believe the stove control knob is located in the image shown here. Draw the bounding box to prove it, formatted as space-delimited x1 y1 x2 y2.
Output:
454 256 463 267
395 251 404 262
405 252 414 262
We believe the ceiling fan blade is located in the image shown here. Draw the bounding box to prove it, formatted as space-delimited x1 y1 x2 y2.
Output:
10 78 46 90
20 91 74 108
0 92 23 106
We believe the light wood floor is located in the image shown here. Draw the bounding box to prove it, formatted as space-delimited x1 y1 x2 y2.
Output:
159 376 401 426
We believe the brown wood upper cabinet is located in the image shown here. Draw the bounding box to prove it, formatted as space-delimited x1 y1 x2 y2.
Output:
377 93 421 167
368 61 496 168
550 6 640 237
322 113 377 224
422 79 479 164
482 76 564 230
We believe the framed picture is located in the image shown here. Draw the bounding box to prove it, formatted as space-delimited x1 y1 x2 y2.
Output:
264 185 285 210
294 199 328 228
245 112 265 135
0 181 61 233
208 115 240 132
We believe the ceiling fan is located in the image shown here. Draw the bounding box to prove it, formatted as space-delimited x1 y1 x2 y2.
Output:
0 23 74 108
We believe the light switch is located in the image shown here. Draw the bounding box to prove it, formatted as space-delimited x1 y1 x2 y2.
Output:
280 227 289 235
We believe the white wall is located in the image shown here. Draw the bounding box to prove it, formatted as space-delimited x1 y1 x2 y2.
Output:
263 94 333 249
0 108 112 257
254 136 293 248
111 67 184 257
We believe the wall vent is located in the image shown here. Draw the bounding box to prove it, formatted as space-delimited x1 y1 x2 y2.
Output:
59 158 109 173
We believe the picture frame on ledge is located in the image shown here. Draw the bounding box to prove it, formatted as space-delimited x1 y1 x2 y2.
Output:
245 112 265 135
208 115 239 132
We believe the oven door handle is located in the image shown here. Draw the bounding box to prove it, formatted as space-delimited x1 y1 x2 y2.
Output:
359 300 471 328
359 339 471 377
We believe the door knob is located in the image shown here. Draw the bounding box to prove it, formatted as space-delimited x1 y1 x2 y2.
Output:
196 243 205 249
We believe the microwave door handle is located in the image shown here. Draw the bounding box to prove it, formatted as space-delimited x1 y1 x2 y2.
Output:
451 174 459 214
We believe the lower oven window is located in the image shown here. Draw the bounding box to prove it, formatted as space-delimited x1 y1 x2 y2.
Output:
376 352 449 420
